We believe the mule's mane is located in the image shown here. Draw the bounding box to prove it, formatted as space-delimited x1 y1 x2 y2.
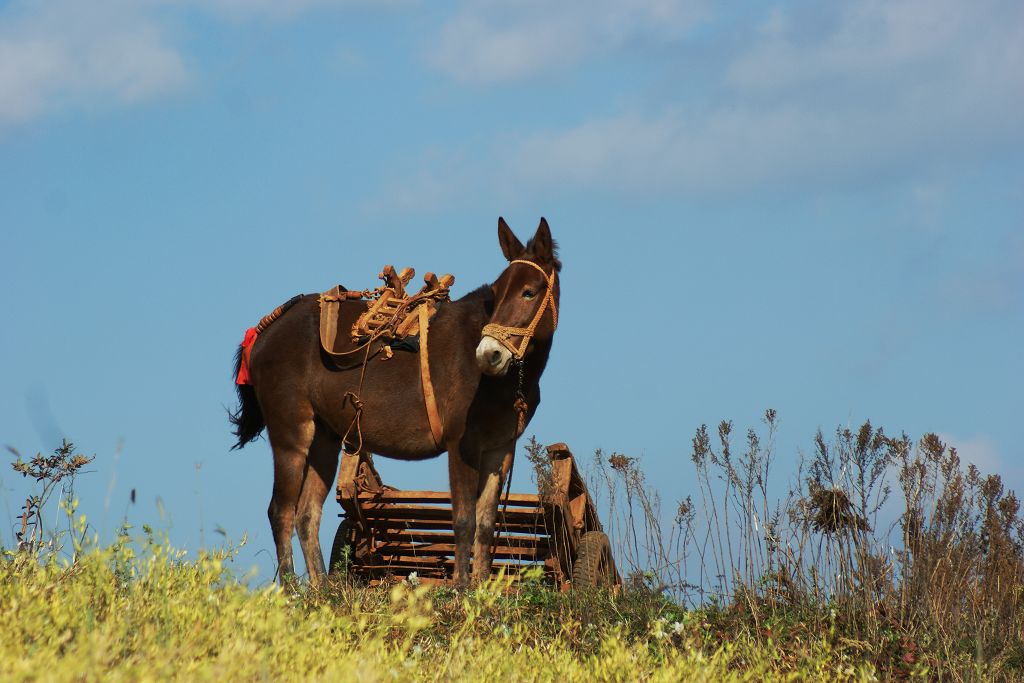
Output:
457 284 495 306
431 284 493 327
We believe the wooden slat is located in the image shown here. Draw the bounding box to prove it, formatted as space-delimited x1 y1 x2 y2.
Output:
371 541 543 560
569 494 587 530
363 518 551 534
332 440 619 589
363 569 554 584
358 490 540 506
356 556 447 569
358 564 447 574
355 557 552 572
372 530 549 549
358 503 545 523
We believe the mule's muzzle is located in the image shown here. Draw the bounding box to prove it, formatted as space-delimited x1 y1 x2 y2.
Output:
476 336 513 376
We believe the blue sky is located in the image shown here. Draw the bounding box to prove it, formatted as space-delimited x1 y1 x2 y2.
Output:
2 0 1022 581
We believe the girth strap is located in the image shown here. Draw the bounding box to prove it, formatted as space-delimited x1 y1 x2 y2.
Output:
418 305 445 449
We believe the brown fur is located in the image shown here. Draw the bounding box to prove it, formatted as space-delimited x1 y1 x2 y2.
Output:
230 218 560 586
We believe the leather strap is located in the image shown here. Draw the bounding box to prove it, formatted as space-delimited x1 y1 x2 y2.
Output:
319 286 343 354
418 305 445 449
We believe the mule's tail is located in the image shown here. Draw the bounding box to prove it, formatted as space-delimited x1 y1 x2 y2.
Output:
230 344 265 449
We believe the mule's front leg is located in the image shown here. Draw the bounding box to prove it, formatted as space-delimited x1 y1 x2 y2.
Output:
471 445 514 583
448 445 478 588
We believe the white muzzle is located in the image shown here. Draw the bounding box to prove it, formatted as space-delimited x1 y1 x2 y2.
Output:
476 336 513 376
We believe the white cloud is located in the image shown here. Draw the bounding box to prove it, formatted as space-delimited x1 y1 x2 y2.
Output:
0 0 374 128
506 104 892 195
427 0 705 84
405 0 1024 201
0 0 188 126
726 0 980 94
533 0 1022 193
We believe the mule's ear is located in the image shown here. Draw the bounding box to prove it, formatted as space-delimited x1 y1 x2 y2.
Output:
530 217 554 261
498 216 525 261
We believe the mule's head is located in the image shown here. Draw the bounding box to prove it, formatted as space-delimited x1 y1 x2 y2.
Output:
476 217 561 376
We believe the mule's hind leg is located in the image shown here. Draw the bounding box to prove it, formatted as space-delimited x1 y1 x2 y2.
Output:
295 421 342 586
266 411 315 584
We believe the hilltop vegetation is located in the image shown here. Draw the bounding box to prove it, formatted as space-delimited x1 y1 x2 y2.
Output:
4 417 1024 681
2 536 878 682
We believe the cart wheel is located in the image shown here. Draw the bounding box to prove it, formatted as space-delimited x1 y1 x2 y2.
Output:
328 519 356 576
571 531 615 588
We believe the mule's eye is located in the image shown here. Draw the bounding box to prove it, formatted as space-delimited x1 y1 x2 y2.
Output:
522 289 536 300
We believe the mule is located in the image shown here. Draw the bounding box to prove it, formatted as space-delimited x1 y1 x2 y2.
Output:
230 217 561 586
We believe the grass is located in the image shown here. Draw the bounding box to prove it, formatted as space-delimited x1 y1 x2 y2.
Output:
6 419 1024 681
1 533 881 682
581 413 1024 681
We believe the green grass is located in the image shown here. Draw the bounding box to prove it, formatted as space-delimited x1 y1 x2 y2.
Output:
14 427 1022 681
1 533 885 682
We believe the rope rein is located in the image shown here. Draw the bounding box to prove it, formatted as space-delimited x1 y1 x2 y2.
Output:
491 357 526 561
339 337 375 455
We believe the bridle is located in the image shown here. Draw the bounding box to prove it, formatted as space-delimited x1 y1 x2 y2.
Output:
480 259 559 360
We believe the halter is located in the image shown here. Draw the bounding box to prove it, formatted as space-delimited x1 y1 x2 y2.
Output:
481 259 559 360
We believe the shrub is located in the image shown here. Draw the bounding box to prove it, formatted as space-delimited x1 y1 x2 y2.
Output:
590 411 1024 680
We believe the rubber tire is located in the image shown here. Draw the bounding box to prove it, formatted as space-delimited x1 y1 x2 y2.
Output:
328 519 356 576
571 531 615 588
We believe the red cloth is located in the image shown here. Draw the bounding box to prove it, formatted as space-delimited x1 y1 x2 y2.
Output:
236 327 258 385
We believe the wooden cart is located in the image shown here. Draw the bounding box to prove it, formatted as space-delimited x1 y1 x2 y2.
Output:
329 442 620 590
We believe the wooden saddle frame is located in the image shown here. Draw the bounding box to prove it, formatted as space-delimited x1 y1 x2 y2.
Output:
317 265 455 450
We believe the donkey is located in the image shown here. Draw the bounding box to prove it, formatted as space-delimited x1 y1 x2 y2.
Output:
230 217 560 586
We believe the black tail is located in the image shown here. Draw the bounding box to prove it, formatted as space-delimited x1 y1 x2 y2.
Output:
229 344 265 449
